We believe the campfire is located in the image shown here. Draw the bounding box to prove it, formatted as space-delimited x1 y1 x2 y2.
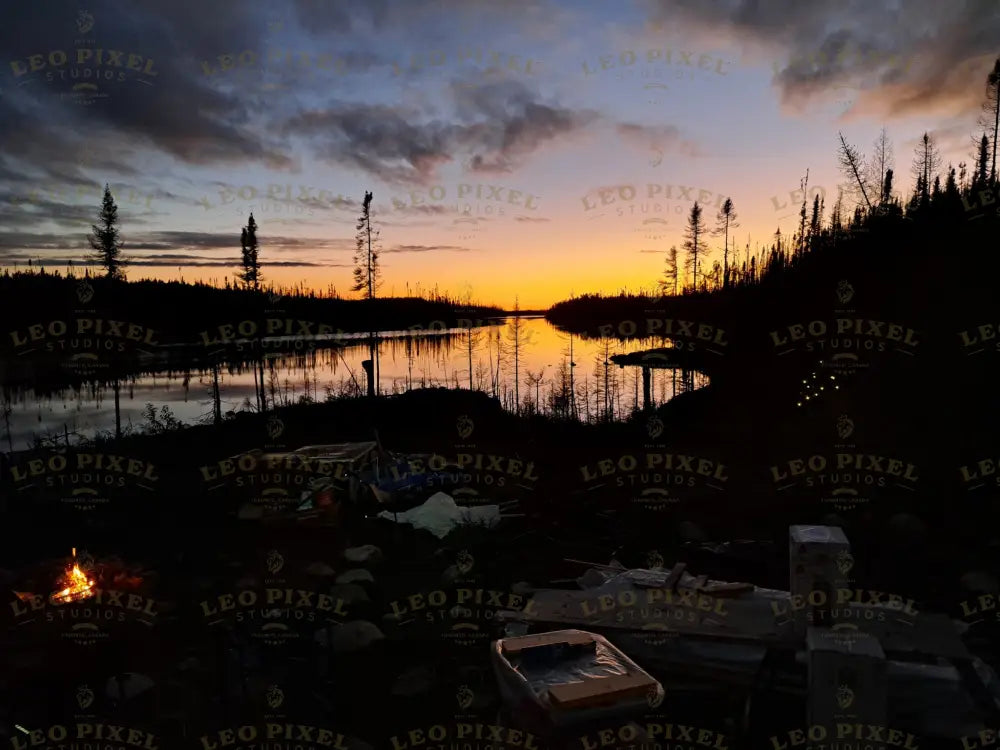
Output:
10 550 145 605
49 548 96 605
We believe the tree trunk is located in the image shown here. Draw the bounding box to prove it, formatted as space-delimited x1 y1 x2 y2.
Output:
993 84 999 182
362 358 375 397
212 364 222 426
258 355 266 413
252 365 261 412
113 380 121 441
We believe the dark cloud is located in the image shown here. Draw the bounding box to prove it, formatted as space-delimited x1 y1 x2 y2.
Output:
0 228 353 258
291 0 544 36
0 255 338 267
291 0 374 34
643 0 1000 117
281 79 600 185
383 244 477 253
0 0 299 178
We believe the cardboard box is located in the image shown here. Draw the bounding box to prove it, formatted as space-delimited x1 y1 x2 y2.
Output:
806 627 887 733
789 525 852 636
500 630 594 656
548 673 658 710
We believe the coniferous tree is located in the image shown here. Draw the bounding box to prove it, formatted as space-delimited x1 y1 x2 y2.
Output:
796 171 809 256
830 194 844 234
683 202 708 291
351 191 381 396
974 133 991 192
352 191 381 299
944 165 963 216
88 184 128 281
808 194 821 250
239 213 261 290
660 245 680 296
714 198 739 288
911 132 942 211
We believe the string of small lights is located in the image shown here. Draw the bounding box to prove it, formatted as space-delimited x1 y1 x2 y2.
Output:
796 361 839 407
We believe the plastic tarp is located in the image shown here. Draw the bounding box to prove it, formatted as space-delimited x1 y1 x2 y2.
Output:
377 492 500 538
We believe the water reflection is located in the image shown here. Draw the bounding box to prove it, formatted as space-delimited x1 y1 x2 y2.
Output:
1 317 707 450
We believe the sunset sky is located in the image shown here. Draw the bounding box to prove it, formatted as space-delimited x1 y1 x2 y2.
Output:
1 0 997 309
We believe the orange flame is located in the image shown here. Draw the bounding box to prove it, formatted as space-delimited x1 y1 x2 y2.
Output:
49 548 95 605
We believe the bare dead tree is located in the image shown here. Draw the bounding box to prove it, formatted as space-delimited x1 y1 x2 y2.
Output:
713 199 739 287
868 127 895 207
977 57 1000 183
836 132 874 213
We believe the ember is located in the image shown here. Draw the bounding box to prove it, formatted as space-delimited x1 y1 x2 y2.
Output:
49 548 96 605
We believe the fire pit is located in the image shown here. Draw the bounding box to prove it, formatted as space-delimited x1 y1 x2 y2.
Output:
48 548 96 605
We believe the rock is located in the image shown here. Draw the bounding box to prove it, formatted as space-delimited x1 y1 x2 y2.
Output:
329 583 369 605
392 664 437 696
343 545 383 566
306 562 337 577
315 620 385 653
336 569 375 585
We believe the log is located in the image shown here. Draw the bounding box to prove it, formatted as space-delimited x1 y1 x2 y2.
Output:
688 574 709 591
699 582 756 596
663 562 687 591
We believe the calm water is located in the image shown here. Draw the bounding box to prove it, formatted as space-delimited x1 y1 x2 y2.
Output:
1 317 706 451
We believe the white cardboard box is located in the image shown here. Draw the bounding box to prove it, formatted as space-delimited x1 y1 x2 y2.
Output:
789 525 852 635
806 627 887 735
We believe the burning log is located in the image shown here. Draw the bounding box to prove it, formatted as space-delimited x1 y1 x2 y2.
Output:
10 550 147 609
48 548 96 605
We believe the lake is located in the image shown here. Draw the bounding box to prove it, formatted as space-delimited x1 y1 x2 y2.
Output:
0 316 707 451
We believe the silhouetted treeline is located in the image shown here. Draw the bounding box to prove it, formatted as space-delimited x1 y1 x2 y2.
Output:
0 272 504 345
549 164 1000 340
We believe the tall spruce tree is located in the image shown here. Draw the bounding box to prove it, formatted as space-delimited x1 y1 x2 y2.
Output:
239 213 261 290
714 198 739 288
352 191 381 299
352 191 381 396
88 184 128 281
683 202 708 291
660 245 680 296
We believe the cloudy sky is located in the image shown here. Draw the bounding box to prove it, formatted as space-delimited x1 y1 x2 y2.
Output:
1 0 997 308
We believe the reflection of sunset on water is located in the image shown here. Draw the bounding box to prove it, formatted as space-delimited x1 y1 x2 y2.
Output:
4 318 708 448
